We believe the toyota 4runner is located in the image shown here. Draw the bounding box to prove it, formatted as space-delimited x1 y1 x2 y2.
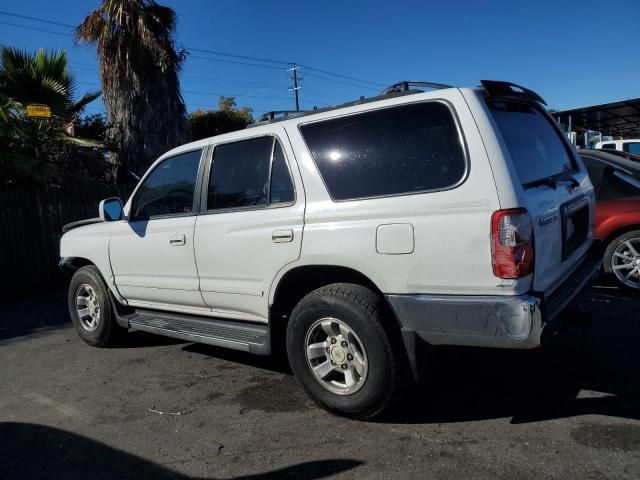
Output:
60 80 602 419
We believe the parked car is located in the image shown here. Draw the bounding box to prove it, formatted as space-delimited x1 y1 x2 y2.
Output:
60 80 601 419
595 139 640 155
579 149 640 291
590 148 640 163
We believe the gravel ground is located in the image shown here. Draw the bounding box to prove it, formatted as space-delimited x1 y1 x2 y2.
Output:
0 286 639 479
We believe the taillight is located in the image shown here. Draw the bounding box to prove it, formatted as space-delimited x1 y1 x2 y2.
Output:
491 208 534 279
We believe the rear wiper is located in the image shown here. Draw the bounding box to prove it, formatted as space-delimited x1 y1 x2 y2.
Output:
524 175 579 190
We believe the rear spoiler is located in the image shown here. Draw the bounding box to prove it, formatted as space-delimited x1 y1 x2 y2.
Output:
481 80 547 106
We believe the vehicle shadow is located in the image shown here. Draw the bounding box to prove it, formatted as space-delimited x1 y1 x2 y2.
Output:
177 289 640 426
0 422 363 480
182 342 293 375
379 289 640 425
108 330 188 348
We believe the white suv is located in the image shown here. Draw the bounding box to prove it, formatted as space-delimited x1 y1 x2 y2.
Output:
60 80 601 419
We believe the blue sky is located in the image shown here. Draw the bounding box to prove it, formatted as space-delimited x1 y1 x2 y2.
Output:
0 0 638 117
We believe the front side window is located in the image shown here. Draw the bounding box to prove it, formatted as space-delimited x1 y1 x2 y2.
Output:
299 102 467 201
208 136 295 210
131 149 202 220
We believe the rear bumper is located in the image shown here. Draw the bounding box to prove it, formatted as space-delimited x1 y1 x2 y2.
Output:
386 241 603 350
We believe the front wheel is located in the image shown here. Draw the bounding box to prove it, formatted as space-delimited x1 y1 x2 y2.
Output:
603 230 640 292
286 283 406 419
68 265 127 346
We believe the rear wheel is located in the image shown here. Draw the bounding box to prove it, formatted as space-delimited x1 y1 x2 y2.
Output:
68 265 127 346
604 230 640 292
286 283 405 419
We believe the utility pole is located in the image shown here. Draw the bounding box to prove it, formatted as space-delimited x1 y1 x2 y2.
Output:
288 63 301 111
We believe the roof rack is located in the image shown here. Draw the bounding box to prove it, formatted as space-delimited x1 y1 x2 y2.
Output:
380 81 454 96
249 110 310 127
480 80 547 106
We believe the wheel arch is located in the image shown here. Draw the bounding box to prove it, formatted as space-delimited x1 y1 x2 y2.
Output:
60 256 128 305
270 264 384 315
601 224 640 247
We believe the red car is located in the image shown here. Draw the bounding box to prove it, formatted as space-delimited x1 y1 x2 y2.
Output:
580 150 640 291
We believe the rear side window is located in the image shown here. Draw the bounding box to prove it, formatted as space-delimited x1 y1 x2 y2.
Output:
490 102 575 186
270 141 295 204
601 143 617 150
132 149 201 220
623 142 640 155
299 102 466 201
208 136 295 210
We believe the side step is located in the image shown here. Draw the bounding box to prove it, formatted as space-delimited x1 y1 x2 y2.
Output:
126 310 271 355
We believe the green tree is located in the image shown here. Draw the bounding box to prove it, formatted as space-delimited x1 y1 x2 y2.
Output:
188 96 253 141
0 47 103 187
0 46 100 121
76 0 189 178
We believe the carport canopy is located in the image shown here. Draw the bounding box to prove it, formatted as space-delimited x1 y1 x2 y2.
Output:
554 98 640 138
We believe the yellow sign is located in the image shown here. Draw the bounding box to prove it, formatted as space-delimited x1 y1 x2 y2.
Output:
26 104 52 118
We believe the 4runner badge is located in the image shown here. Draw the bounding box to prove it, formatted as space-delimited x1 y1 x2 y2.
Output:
539 210 559 227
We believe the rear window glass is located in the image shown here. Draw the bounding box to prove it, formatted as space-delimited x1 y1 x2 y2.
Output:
489 102 575 186
299 102 466 201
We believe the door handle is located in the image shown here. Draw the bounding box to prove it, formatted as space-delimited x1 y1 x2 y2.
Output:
169 234 186 246
272 229 294 243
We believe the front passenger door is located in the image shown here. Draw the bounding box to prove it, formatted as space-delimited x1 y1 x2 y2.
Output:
110 148 208 312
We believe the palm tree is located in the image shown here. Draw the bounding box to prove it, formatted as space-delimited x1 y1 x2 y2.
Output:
75 0 189 178
0 46 100 121
0 47 102 185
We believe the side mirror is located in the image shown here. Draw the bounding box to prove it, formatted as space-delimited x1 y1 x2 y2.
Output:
99 197 123 222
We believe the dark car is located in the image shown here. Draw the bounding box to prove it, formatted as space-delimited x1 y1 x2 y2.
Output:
579 149 640 291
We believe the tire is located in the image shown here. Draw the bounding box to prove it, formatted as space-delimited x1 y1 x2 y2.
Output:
68 265 127 347
286 283 406 419
603 230 640 292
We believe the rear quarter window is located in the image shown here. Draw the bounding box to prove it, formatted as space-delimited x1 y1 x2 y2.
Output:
299 101 467 201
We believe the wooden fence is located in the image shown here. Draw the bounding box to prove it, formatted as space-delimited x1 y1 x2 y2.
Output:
0 186 132 302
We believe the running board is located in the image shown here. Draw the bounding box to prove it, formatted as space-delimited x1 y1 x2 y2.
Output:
126 310 271 355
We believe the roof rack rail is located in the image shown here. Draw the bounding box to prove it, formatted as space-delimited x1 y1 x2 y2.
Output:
380 81 454 96
480 80 547 106
249 110 310 127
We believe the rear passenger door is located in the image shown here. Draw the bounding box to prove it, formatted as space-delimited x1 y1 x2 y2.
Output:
193 130 304 322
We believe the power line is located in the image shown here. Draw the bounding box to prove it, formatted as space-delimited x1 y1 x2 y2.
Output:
0 21 72 37
186 47 288 66
0 9 75 28
189 55 284 71
299 64 385 88
0 9 384 91
305 72 380 91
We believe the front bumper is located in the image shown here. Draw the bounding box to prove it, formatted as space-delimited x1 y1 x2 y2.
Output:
387 241 603 350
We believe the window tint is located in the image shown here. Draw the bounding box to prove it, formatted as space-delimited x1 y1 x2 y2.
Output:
489 102 575 186
208 137 274 210
300 102 466 201
580 156 605 194
270 140 295 204
599 169 640 201
623 142 640 155
132 149 201 219
601 143 617 150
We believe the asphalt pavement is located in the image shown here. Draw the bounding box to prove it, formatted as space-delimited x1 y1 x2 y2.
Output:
0 286 639 479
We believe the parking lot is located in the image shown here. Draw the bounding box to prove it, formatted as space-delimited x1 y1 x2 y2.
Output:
1 287 639 480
